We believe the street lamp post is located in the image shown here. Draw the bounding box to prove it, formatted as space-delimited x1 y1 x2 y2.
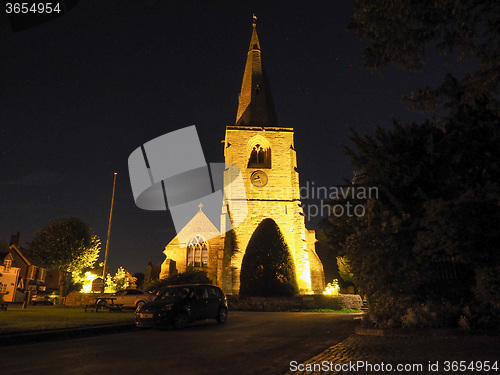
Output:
102 172 117 292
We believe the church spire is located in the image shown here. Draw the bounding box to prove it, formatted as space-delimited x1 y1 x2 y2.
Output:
235 16 278 126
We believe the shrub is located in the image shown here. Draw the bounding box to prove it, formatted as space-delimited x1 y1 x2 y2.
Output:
240 219 299 297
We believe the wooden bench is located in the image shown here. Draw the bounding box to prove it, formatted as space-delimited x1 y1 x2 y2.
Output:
107 303 123 311
84 303 99 312
0 303 8 311
84 298 123 312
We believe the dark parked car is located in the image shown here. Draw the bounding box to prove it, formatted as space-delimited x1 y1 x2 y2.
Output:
110 289 156 310
31 290 60 305
135 284 228 329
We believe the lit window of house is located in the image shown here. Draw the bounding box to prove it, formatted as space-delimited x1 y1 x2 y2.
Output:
4 259 11 272
0 283 7 293
37 268 46 282
28 266 36 280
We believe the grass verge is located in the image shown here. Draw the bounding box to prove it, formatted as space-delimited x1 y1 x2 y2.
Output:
290 308 362 313
0 305 135 334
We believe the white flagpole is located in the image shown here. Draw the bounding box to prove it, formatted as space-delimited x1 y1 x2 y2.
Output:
102 172 117 291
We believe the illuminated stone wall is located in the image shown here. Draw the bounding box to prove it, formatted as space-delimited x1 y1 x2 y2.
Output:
223 126 324 294
161 209 223 285
160 126 325 294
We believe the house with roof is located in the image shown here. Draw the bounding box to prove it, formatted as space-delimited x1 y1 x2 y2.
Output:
0 233 53 303
0 243 21 303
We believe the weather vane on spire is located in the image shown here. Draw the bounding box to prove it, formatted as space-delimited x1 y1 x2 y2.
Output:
252 14 257 27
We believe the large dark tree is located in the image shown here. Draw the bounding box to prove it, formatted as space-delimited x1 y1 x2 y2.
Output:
26 217 100 301
349 0 500 113
324 112 500 329
322 1 500 329
240 219 298 297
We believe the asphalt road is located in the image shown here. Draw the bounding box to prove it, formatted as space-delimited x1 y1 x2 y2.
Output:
1 311 361 375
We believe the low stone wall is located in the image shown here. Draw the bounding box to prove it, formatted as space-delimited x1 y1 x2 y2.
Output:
65 292 363 311
65 292 115 307
227 294 363 312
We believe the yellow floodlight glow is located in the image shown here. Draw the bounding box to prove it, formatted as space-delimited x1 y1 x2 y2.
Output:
81 271 99 293
323 279 340 296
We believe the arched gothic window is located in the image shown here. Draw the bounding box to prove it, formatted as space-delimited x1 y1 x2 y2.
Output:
248 142 271 168
187 235 209 267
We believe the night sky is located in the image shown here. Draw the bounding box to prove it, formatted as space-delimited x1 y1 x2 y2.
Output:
0 1 472 275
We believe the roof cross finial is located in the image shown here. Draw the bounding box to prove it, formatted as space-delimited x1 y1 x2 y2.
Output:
198 203 204 212
252 14 257 27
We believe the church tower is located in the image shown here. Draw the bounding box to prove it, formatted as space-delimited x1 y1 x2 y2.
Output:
223 18 325 294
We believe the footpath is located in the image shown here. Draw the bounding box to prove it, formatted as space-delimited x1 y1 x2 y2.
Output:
2 306 498 374
285 329 500 375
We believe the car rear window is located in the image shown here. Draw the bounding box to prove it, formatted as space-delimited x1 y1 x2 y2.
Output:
157 287 191 300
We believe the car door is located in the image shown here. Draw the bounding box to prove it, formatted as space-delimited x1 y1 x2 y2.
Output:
206 286 220 318
112 290 128 306
190 286 209 320
123 290 145 307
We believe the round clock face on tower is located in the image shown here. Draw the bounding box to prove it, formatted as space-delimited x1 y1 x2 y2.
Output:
250 170 268 187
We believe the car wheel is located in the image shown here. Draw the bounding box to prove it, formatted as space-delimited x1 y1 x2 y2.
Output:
173 313 188 329
216 307 228 324
135 301 145 311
